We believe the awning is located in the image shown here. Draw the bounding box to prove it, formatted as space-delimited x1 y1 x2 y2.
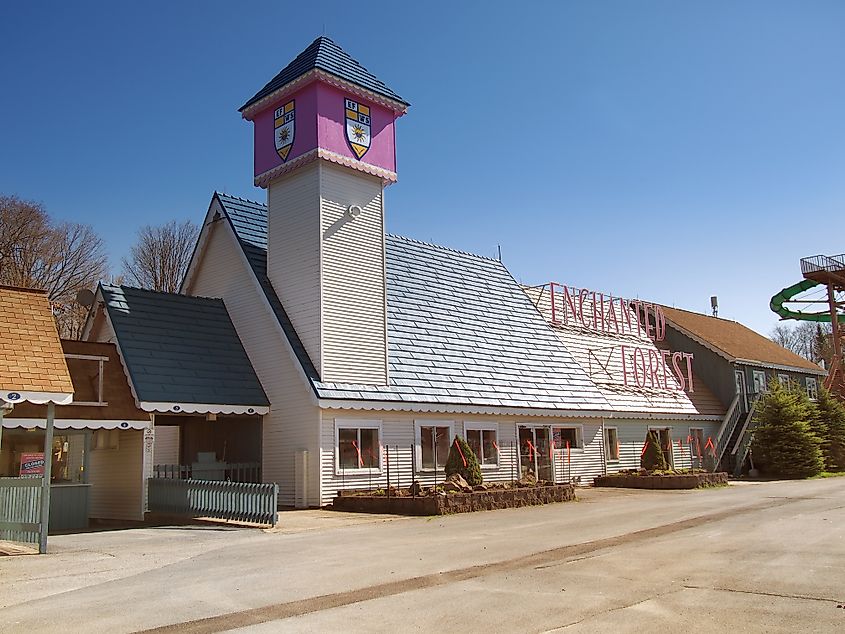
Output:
138 401 269 416
2 390 73 406
2 418 151 431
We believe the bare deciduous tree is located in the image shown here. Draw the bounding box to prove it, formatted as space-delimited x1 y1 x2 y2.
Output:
770 321 832 364
0 195 108 339
121 220 199 293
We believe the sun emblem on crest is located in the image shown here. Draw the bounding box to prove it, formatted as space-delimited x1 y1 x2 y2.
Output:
278 128 290 143
344 97 371 159
351 124 366 141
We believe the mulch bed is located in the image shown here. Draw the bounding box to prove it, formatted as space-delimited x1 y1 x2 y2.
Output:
332 482 576 515
593 471 728 490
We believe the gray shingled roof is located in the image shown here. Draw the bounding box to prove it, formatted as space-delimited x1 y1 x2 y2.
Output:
240 36 408 112
216 193 609 412
100 284 269 408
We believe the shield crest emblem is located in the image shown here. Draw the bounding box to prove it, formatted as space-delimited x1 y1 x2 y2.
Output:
274 100 295 161
344 98 371 159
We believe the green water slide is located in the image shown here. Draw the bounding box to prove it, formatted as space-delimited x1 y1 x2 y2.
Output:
770 279 844 322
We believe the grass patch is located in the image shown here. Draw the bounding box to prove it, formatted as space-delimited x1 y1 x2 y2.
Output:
811 471 845 479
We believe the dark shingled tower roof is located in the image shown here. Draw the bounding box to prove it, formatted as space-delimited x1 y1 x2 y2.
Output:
240 36 408 112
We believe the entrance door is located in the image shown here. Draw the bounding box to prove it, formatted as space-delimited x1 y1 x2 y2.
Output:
518 426 554 481
735 370 748 411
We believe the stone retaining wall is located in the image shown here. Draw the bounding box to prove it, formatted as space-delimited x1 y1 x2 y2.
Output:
593 472 728 490
332 484 576 515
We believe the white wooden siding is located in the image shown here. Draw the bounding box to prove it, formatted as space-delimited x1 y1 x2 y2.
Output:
186 217 321 506
319 410 611 505
549 421 605 484
268 162 323 376
153 425 179 465
89 430 143 520
607 419 720 473
319 163 388 384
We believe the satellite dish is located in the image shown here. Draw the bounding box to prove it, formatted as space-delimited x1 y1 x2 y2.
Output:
76 288 95 307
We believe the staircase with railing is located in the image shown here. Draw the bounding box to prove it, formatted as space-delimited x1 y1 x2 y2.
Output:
716 391 762 474
714 394 742 471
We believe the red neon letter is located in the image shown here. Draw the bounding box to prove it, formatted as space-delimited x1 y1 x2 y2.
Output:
684 353 695 392
633 347 647 388
672 352 686 391
655 305 666 341
661 350 673 390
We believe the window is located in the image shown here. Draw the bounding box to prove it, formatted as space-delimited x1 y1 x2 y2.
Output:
752 370 767 394
464 423 499 467
689 428 705 459
806 377 819 401
336 421 381 472
778 374 790 387
65 353 109 406
604 427 619 462
416 422 452 470
553 426 581 449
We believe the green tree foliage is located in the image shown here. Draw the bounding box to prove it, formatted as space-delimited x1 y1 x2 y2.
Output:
445 435 483 486
641 429 668 471
752 380 823 478
813 386 845 471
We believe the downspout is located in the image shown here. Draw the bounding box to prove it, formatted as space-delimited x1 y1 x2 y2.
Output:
600 417 607 476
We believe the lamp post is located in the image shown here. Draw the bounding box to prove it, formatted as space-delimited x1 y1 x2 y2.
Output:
39 402 55 554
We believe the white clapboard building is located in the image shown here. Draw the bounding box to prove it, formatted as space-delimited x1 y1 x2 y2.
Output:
86 37 732 507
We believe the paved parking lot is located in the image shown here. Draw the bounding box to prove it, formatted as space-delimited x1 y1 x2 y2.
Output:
2 480 844 633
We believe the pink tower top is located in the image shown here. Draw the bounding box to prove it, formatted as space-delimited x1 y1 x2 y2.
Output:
239 37 409 188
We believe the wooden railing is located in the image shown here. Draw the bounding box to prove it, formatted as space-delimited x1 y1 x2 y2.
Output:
147 478 278 527
153 463 261 483
0 477 42 549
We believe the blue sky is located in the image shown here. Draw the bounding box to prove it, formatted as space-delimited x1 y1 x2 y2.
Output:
1 1 843 335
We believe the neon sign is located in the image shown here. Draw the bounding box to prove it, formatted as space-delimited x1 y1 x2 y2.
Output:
545 283 695 393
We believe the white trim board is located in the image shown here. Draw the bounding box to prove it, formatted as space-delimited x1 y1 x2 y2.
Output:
3 418 151 430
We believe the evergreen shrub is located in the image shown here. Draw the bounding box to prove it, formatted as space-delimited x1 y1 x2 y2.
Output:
813 386 845 471
641 429 668 471
752 380 823 478
444 435 483 486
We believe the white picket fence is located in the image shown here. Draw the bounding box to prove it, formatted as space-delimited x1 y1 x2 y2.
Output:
0 477 42 548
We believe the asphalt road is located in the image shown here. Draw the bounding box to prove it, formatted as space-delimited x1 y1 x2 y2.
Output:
2 479 844 633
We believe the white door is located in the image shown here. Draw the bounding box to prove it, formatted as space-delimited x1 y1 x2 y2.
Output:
735 370 747 410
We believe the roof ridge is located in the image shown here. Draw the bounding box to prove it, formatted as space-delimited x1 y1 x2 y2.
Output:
386 234 500 263
0 285 48 295
215 192 266 207
659 303 742 325
102 283 225 304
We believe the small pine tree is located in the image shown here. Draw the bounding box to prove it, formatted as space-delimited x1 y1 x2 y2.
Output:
752 379 824 478
444 435 483 486
813 386 845 471
641 430 668 471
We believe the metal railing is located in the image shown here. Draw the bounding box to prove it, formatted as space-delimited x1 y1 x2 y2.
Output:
731 399 761 476
147 478 278 527
801 254 845 275
0 477 42 548
153 462 261 483
715 394 741 467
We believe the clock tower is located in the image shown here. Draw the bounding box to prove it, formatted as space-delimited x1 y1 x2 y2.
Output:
240 37 408 385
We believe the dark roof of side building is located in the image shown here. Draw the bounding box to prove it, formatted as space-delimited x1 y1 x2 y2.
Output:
661 305 826 374
99 284 269 407
215 193 609 412
240 36 408 112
